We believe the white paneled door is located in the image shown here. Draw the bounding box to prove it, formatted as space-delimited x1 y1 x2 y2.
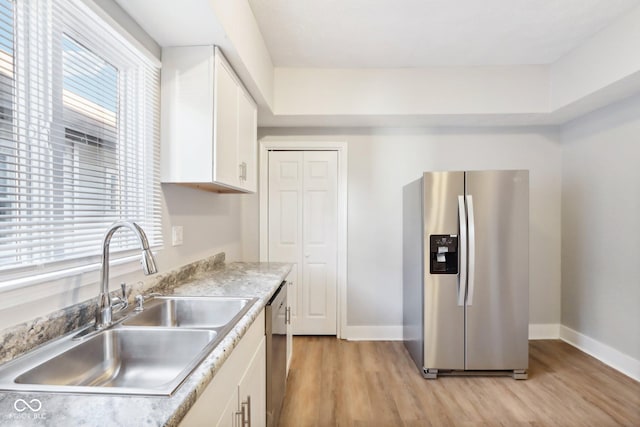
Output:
268 151 338 335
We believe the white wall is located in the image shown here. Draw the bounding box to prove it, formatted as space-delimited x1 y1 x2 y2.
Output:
274 66 549 116
254 128 563 332
209 0 274 110
560 94 640 365
550 5 640 111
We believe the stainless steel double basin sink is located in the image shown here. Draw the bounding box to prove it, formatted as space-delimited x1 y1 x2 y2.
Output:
0 296 257 396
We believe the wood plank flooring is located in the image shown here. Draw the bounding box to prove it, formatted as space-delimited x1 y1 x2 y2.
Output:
279 337 640 427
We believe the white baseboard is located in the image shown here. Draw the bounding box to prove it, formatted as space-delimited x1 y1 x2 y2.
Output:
343 325 403 341
560 326 640 381
560 325 640 381
529 323 560 339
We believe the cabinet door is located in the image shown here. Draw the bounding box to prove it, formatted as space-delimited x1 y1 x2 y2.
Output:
215 387 239 427
180 312 265 427
180 378 238 427
161 46 215 183
237 88 257 192
238 337 266 427
214 54 239 188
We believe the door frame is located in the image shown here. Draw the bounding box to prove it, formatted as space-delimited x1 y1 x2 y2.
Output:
259 139 348 339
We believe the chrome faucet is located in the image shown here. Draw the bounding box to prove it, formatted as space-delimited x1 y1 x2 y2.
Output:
96 221 158 329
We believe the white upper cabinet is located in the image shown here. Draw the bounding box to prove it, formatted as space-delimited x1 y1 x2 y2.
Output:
237 88 258 192
161 46 257 193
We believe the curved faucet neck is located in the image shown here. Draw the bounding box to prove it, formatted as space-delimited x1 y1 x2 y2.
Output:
97 220 156 329
100 221 151 296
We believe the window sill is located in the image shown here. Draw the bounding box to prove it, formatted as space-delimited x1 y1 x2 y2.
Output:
0 254 140 293
0 248 161 312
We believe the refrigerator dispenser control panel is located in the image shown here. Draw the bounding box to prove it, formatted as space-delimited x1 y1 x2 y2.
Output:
429 234 458 274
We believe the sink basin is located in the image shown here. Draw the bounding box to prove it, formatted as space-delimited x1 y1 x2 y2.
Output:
0 295 258 396
123 296 256 329
0 328 218 396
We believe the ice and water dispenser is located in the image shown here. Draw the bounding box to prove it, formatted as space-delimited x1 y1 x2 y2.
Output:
429 235 458 274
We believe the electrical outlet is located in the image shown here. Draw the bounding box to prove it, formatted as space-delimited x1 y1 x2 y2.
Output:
172 225 184 246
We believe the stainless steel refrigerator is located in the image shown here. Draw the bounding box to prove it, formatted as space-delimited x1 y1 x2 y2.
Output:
403 170 529 379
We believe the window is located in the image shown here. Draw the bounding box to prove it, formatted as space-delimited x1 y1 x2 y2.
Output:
0 0 161 279
0 0 16 266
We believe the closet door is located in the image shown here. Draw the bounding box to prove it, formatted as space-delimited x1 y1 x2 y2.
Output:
268 151 338 334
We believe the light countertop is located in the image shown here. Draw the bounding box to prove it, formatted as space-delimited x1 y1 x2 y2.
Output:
0 261 291 427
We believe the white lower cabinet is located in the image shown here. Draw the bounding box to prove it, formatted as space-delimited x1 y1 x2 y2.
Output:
216 387 241 427
238 337 266 427
180 310 266 427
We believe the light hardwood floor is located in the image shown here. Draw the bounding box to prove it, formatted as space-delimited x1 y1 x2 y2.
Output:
279 337 640 427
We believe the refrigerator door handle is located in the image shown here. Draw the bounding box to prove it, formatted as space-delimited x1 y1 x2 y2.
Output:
457 195 467 307
466 195 476 306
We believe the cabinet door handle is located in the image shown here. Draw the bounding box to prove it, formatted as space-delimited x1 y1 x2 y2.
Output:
238 162 247 181
235 409 243 427
241 395 251 427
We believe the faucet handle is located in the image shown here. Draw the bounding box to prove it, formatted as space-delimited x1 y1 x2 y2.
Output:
111 282 129 313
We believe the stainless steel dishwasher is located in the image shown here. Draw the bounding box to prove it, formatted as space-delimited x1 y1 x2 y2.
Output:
266 281 287 427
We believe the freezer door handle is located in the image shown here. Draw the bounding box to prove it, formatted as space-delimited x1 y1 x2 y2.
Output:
457 195 467 307
466 195 476 306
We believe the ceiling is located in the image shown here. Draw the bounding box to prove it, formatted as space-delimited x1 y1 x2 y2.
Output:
114 0 640 127
247 0 640 67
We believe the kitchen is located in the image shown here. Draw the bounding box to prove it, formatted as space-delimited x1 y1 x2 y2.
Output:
0 0 639 426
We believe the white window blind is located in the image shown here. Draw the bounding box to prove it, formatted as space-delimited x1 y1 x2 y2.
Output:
0 0 162 277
